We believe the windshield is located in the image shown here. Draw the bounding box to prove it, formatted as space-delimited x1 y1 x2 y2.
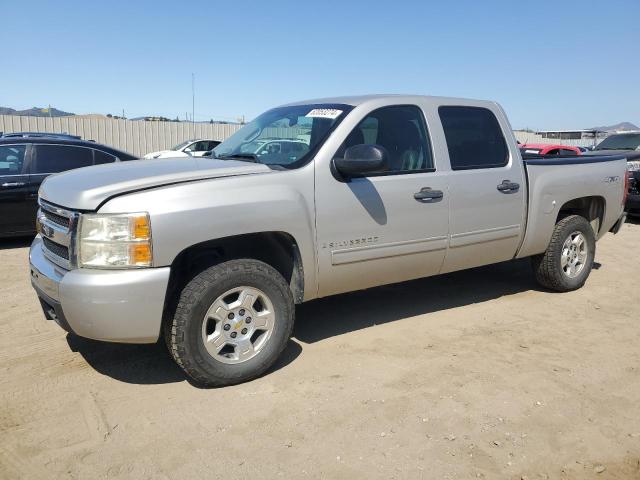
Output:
172 140 191 151
595 133 640 150
212 104 352 168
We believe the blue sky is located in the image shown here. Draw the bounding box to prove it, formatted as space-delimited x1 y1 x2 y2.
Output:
2 0 638 129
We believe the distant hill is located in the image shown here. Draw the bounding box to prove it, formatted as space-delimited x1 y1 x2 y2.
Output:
590 122 639 132
0 106 74 117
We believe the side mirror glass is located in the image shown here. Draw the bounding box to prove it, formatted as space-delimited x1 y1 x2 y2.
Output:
334 144 389 177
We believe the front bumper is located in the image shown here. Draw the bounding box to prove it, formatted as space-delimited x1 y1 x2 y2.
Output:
29 235 171 343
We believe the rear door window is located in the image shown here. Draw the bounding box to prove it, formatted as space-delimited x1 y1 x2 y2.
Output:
438 106 508 170
33 145 94 174
0 145 27 174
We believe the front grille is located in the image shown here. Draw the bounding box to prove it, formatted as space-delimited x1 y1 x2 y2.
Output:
42 237 70 260
42 209 70 229
39 200 78 269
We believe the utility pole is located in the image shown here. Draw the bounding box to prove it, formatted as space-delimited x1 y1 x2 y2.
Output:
48 104 52 119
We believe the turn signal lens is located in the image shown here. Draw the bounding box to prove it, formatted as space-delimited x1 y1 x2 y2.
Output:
78 212 153 269
130 243 152 265
133 216 151 240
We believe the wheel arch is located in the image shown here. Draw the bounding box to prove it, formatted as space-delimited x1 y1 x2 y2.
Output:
164 231 305 311
556 195 606 235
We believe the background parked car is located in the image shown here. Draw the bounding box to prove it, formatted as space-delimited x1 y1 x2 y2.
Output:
519 143 582 156
583 133 640 216
587 132 640 156
235 138 310 164
143 139 221 159
1 132 81 140
626 161 640 217
0 134 137 238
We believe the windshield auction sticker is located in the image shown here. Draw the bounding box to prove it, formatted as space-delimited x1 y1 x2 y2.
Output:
305 109 343 119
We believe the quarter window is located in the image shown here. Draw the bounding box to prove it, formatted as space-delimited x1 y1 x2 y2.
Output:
338 105 434 173
93 149 117 165
438 106 508 170
33 145 94 174
0 145 27 174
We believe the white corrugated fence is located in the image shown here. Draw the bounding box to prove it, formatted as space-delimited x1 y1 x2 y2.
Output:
0 115 243 157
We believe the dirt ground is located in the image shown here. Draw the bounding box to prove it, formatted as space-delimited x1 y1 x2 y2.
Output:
1 221 639 480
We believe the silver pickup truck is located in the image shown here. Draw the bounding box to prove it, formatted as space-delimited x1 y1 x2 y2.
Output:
30 95 628 386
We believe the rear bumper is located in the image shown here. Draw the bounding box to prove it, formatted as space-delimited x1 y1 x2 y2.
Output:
29 235 170 343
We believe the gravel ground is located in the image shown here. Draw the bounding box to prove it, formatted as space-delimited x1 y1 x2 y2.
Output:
1 221 639 479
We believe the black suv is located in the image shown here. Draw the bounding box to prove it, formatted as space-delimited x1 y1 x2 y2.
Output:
0 134 137 237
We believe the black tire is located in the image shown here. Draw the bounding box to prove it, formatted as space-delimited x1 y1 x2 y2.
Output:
531 215 596 292
164 259 294 387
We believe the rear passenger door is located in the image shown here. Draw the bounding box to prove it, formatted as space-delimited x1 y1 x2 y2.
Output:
27 144 95 216
438 105 526 274
0 144 32 235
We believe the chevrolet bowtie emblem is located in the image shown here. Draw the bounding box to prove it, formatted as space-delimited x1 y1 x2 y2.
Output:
40 222 54 238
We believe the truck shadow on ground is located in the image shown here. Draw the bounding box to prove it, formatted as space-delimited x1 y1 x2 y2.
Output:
64 256 603 386
66 335 303 386
294 258 546 344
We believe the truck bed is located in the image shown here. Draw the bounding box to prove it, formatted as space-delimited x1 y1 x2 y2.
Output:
516 154 627 259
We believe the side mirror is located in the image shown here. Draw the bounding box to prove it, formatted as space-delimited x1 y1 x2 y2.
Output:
333 144 389 178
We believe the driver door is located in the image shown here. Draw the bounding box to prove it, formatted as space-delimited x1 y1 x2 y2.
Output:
314 105 450 297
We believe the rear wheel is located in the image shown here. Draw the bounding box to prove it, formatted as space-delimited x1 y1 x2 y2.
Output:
165 259 294 387
531 215 596 292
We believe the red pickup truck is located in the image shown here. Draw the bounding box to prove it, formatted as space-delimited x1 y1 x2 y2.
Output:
520 143 582 156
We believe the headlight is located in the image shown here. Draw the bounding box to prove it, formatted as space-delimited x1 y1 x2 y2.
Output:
78 212 152 268
628 160 640 172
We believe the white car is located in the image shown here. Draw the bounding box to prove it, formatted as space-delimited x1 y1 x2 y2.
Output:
143 139 221 159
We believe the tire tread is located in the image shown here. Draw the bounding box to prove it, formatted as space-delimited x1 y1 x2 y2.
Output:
164 259 294 387
531 214 595 292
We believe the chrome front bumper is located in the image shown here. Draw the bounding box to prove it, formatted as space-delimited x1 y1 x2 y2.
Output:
30 235 171 343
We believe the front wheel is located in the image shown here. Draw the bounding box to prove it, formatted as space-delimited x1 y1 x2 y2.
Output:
531 214 596 292
165 259 294 387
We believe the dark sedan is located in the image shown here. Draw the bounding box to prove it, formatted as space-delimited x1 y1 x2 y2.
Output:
0 135 137 237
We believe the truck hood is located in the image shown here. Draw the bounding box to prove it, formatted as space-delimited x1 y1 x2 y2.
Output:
39 157 272 210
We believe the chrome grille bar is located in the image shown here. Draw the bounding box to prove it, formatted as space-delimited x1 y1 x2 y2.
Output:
37 199 80 270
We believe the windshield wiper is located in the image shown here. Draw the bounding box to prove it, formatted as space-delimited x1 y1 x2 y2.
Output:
215 153 258 162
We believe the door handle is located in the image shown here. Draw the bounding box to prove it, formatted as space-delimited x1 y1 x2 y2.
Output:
414 187 444 202
1 182 26 188
497 180 520 193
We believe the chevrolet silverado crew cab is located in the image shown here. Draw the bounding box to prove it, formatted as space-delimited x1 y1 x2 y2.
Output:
30 95 628 387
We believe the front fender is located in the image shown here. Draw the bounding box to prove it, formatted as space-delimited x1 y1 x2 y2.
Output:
99 168 318 300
